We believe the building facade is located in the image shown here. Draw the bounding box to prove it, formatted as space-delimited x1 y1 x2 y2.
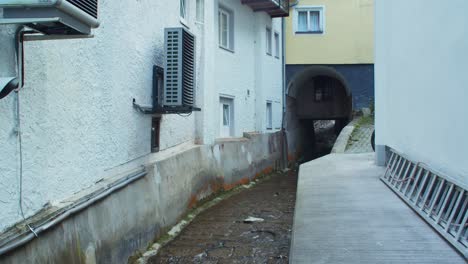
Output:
285 0 374 111
375 0 468 182
0 0 288 262
283 0 374 160
375 0 468 255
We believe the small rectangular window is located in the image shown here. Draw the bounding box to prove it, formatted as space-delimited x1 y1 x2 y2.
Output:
151 117 161 153
274 32 280 58
295 7 324 34
298 11 308 31
196 0 204 23
220 97 234 137
218 7 234 51
180 0 187 21
223 104 230 126
266 102 272 130
314 77 334 102
266 28 272 55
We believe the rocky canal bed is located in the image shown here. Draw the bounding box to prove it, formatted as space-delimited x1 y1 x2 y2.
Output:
139 121 338 264
147 169 298 264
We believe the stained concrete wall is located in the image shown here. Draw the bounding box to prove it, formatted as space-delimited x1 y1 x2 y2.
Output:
0 132 282 263
284 97 306 163
375 0 468 183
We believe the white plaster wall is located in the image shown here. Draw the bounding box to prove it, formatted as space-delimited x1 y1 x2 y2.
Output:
215 0 256 138
214 0 283 138
0 0 285 232
256 17 283 133
0 0 199 232
375 0 468 183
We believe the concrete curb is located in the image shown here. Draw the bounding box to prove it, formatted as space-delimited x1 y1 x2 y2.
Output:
331 119 357 153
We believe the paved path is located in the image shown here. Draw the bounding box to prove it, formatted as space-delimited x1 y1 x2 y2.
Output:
290 153 466 264
345 123 374 153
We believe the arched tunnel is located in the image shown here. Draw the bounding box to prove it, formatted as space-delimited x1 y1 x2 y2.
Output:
285 66 353 161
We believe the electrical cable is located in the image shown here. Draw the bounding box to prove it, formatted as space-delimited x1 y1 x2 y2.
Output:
14 26 38 237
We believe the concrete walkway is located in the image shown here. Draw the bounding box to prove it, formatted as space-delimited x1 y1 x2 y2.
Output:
290 153 466 264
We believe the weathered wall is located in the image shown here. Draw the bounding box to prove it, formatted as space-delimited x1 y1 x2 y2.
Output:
0 132 283 264
0 0 198 233
0 0 285 234
284 97 305 163
285 0 374 65
375 0 468 183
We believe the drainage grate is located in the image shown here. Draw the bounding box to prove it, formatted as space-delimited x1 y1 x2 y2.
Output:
381 149 468 258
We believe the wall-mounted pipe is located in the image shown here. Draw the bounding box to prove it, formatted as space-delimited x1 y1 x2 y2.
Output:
0 77 18 99
0 169 147 257
281 16 289 169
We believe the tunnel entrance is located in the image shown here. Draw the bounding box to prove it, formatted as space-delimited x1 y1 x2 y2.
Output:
285 66 353 163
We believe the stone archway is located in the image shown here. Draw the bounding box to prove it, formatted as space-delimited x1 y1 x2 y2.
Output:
284 66 354 162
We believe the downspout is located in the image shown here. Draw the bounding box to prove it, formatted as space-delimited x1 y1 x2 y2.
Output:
281 16 288 169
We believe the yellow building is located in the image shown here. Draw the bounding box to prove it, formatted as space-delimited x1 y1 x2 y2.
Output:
285 0 374 111
283 0 374 161
286 0 374 65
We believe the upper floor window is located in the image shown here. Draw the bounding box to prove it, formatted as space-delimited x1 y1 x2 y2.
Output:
295 6 324 34
266 27 272 55
180 0 188 24
196 0 204 23
219 7 234 51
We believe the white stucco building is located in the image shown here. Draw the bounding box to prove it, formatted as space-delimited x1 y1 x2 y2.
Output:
0 0 289 261
375 1 468 256
375 0 468 185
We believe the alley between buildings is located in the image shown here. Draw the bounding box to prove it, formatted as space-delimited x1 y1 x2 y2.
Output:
142 121 338 264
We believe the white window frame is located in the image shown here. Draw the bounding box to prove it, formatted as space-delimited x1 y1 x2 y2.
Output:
180 0 189 26
218 7 234 51
266 101 273 130
196 0 204 24
266 27 272 55
294 6 325 34
219 95 235 137
274 31 280 58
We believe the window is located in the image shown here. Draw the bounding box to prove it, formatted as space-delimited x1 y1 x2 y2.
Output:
266 27 272 55
180 0 188 23
218 7 234 51
151 117 161 152
295 7 324 34
220 97 234 137
196 0 204 23
274 32 280 58
314 77 334 102
266 102 272 130
223 104 230 126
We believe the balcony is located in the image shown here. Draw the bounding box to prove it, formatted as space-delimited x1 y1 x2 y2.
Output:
241 0 290 17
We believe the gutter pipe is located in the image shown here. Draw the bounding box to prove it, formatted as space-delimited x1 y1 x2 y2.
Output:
0 169 147 256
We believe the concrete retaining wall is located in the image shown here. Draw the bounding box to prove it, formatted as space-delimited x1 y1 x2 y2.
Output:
0 132 282 264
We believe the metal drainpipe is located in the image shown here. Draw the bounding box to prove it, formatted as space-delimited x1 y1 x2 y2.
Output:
0 169 147 256
280 16 288 169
